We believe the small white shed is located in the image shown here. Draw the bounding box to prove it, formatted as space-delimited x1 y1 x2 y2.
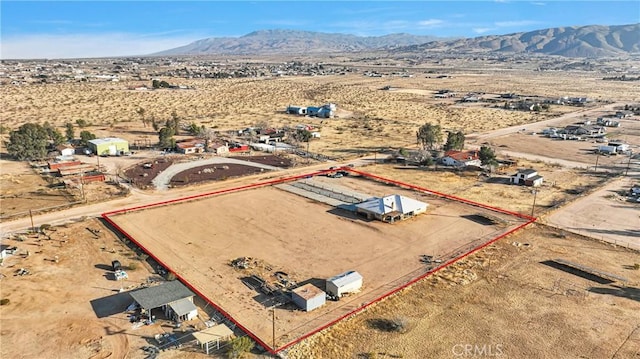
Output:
326 271 363 298
291 283 326 312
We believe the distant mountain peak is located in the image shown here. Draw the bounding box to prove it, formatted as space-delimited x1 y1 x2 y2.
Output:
152 24 640 58
393 23 640 58
152 29 441 56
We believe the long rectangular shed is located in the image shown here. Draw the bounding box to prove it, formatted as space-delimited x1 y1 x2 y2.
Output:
326 271 363 298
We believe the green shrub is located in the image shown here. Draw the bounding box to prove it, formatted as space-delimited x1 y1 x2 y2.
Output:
0 298 10 306
227 336 254 358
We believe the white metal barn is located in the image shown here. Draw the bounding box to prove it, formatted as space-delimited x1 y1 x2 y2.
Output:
326 271 363 298
291 283 326 312
355 195 428 223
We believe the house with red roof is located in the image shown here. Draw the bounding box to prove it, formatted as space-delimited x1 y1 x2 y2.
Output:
441 150 481 167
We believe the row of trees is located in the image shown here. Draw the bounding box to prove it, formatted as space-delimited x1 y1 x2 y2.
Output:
6 122 96 161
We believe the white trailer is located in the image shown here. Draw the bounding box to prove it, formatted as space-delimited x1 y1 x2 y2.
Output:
597 145 617 155
326 271 363 298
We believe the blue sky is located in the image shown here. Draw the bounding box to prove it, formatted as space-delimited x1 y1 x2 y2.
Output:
1 1 638 59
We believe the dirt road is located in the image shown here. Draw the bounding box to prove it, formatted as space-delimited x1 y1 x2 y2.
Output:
468 102 621 143
0 160 346 236
544 176 640 250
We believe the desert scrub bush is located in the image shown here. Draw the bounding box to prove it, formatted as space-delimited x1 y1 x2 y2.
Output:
368 316 409 333
633 263 640 270
0 298 10 306
127 262 139 270
227 336 254 359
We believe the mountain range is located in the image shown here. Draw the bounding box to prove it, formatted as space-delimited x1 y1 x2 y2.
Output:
154 24 640 58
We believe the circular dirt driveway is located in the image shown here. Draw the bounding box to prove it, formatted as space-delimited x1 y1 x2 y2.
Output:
152 157 282 190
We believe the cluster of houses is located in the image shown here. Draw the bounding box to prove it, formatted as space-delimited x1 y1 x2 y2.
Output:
286 103 336 118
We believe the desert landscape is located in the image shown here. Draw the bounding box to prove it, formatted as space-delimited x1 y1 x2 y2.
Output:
1 46 639 359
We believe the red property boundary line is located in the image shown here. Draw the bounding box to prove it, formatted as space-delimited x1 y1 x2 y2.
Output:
102 166 536 355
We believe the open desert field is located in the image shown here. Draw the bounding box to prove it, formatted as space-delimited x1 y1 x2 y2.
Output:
2 58 639 359
105 173 530 350
2 68 638 160
487 118 640 171
287 225 640 359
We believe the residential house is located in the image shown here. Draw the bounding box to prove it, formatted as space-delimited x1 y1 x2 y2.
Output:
511 169 544 187
441 150 481 167
176 139 206 154
209 141 229 155
56 144 75 157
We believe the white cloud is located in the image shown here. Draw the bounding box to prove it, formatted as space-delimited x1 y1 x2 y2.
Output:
0 33 206 59
494 20 540 27
473 27 495 34
531 2 546 5
418 19 445 28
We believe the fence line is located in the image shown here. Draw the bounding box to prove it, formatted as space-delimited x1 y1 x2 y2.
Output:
102 167 535 355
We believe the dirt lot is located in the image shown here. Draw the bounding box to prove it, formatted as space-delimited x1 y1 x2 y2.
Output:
228 155 294 168
0 218 217 359
545 177 640 250
106 176 529 349
0 159 126 220
287 225 640 359
2 211 636 359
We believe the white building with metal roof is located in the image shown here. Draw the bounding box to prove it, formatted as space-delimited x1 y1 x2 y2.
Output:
355 195 428 223
326 271 363 298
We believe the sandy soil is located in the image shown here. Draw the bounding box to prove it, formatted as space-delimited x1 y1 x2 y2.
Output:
360 159 607 217
106 177 528 349
544 177 640 250
0 218 215 359
5 71 636 161
0 158 130 220
287 225 640 359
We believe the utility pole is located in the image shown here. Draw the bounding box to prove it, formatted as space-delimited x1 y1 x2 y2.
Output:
272 306 276 349
625 151 633 176
531 189 539 217
29 209 35 233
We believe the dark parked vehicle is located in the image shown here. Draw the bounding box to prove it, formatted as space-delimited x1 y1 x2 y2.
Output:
112 260 122 271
